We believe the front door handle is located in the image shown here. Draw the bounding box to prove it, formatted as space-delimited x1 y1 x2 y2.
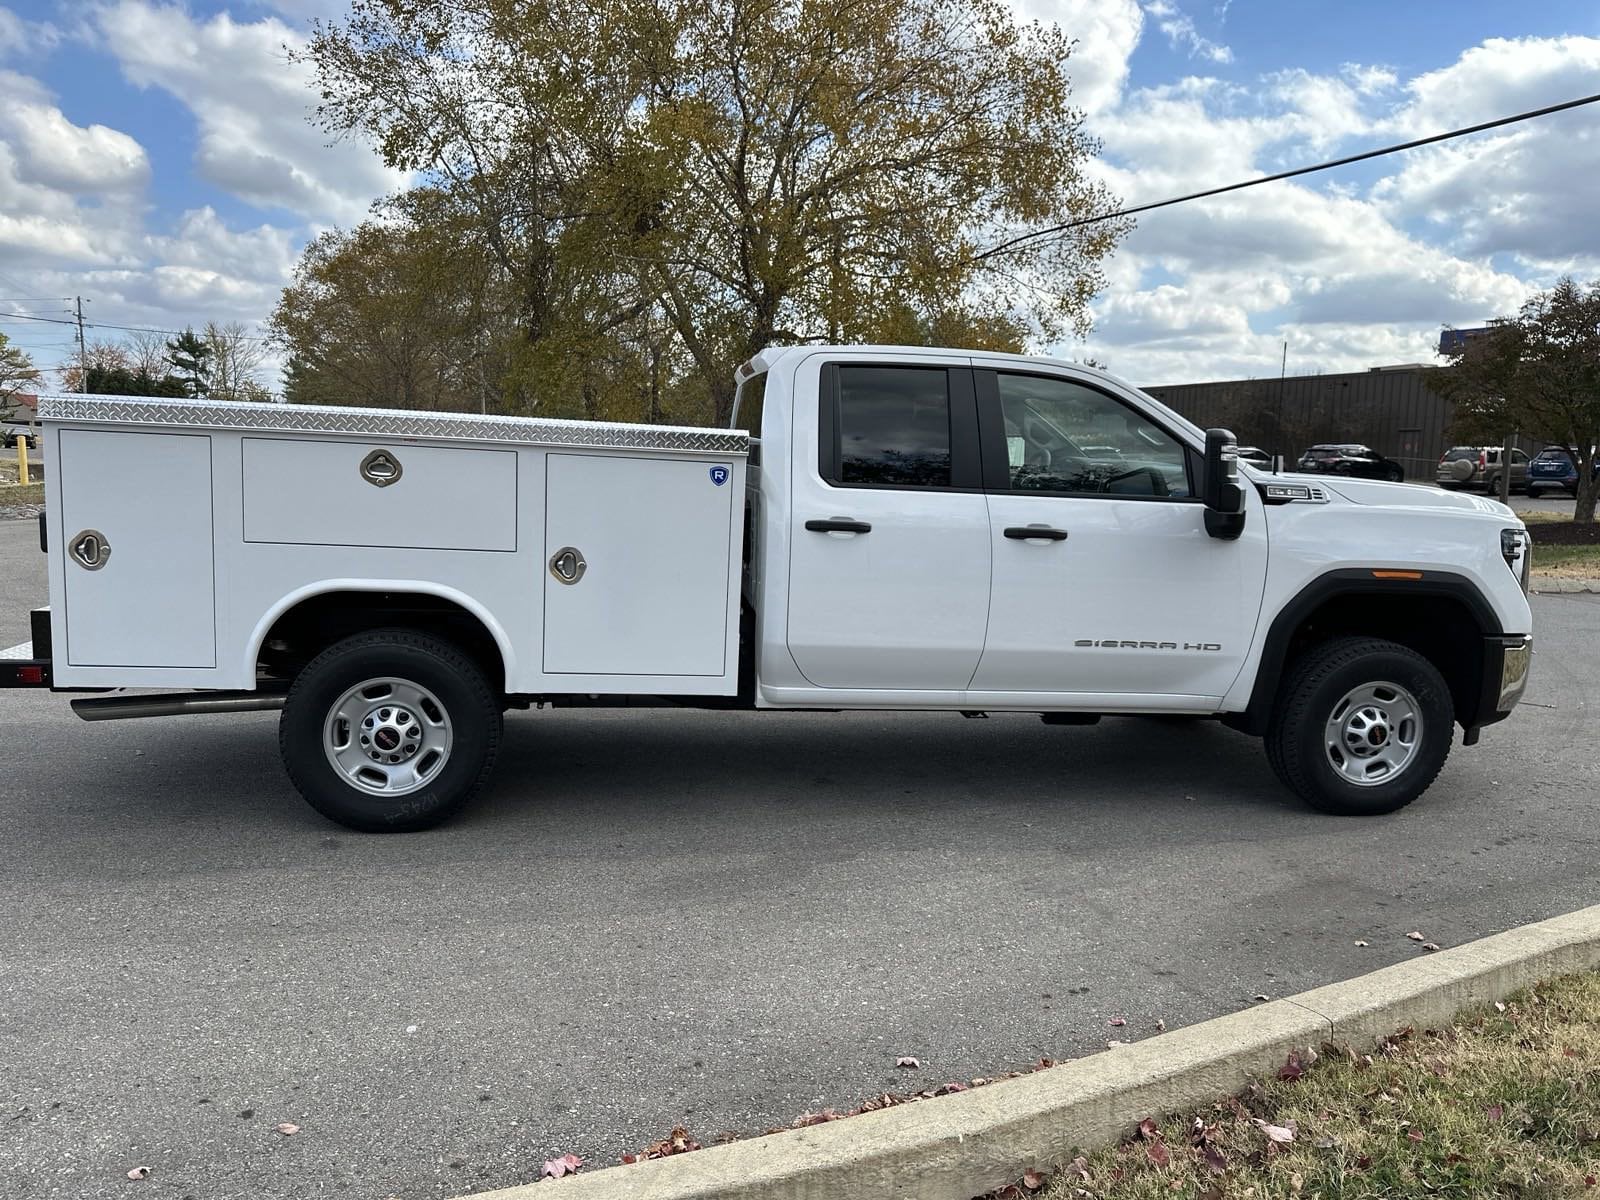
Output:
1004 525 1068 541
805 518 872 534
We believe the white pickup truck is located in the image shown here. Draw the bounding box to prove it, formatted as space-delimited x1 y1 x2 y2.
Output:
4 346 1532 830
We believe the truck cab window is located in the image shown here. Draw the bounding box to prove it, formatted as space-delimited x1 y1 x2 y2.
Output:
996 373 1189 498
830 366 951 487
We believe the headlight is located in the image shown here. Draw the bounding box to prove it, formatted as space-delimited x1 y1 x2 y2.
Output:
1501 527 1531 593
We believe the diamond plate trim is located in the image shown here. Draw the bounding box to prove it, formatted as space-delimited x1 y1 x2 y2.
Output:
36 395 750 456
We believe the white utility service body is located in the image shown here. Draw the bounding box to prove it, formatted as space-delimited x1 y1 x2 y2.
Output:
8 345 1534 831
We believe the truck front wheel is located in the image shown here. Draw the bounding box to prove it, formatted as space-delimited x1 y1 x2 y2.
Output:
1266 637 1453 816
279 629 502 832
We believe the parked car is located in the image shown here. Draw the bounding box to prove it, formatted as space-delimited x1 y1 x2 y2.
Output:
1297 444 1406 482
1236 446 1273 469
1436 446 1528 493
1526 446 1599 498
4 348 1533 829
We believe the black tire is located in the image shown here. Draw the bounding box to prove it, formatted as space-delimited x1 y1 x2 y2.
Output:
279 629 502 832
1384 465 1404 483
1266 636 1453 816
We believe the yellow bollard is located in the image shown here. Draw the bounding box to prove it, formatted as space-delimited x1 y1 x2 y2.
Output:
16 433 28 486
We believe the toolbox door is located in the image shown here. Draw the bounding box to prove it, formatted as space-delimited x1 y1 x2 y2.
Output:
59 429 216 669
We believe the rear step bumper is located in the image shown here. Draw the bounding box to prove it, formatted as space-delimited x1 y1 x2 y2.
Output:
0 608 53 687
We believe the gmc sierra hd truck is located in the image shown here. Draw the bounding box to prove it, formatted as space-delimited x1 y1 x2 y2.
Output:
2 346 1532 831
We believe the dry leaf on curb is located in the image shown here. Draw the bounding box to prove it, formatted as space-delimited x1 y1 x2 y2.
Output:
1155 1019 1166 1032
1421 942 1441 952
1022 1168 1045 1190
1252 1118 1296 1144
1253 994 1271 1002
1406 931 1424 941
541 1153 583 1179
1137 1118 1160 1140
275 1123 300 1136
126 1167 150 1181
1108 1017 1126 1027
1354 940 1369 947
895 1057 919 1069
1106 1040 1126 1048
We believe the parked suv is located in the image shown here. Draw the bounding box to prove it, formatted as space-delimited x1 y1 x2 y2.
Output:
1437 446 1528 493
1526 446 1598 498
1296 444 1406 482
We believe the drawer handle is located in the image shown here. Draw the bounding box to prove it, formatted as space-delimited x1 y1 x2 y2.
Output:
359 449 403 488
549 546 587 585
70 529 111 571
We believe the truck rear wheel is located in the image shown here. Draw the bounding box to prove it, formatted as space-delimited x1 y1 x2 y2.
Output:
1267 636 1452 816
279 629 502 832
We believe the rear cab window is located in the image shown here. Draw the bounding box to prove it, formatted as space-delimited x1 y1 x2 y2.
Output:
818 364 980 490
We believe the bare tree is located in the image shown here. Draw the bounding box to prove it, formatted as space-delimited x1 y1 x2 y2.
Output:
205 322 271 401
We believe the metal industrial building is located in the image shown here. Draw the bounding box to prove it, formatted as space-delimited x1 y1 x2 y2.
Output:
1142 363 1542 481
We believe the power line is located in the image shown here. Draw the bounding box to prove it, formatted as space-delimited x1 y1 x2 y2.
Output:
974 90 1600 263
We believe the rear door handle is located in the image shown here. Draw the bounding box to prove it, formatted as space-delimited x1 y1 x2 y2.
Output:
805 519 872 534
1004 525 1068 541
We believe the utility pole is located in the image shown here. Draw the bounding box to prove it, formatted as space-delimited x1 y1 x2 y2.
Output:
73 296 87 393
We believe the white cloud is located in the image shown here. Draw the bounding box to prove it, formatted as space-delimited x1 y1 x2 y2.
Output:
0 9 61 59
1014 0 1144 116
1143 0 1232 65
92 1 404 224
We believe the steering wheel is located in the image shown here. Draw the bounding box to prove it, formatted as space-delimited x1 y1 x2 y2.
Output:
1102 465 1171 497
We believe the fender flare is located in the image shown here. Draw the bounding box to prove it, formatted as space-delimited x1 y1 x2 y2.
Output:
1231 568 1502 736
244 579 517 688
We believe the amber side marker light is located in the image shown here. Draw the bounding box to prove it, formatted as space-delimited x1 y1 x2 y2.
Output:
1372 569 1424 580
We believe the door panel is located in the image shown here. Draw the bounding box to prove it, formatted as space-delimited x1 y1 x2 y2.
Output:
970 368 1266 699
785 362 990 690
973 495 1265 697
60 429 216 668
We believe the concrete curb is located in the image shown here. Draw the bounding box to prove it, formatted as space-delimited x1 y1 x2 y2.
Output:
1531 576 1600 594
459 903 1600 1200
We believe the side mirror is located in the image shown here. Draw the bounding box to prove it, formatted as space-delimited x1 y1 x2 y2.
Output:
1202 428 1247 540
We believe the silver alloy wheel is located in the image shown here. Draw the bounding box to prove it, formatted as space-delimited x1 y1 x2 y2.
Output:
1323 681 1422 787
323 676 453 796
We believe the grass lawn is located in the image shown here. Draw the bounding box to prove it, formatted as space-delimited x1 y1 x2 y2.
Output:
0 482 42 507
1026 972 1600 1200
1533 543 1600 578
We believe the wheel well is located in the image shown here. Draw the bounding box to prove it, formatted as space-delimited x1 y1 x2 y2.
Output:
1237 578 1496 735
257 592 505 692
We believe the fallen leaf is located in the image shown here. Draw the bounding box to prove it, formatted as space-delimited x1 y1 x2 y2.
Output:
1106 1040 1126 1048
1202 1144 1227 1174
542 1154 582 1178
1585 1174 1596 1187
1356 1154 1373 1169
1486 1104 1504 1122
1145 1138 1170 1168
1354 940 1369 947
1137 1117 1160 1139
1421 942 1441 952
1066 1155 1091 1182
1406 931 1424 941
1278 1052 1304 1082
126 1167 150 1181
1022 1167 1045 1190
1108 1017 1126 1027
1565 1047 1580 1058
895 1057 919 1069
275 1123 300 1136
1290 1171 1304 1194
1155 1019 1166 1032
1197 1188 1223 1200
1495 1002 1507 1013
1407 1128 1424 1143
1253 994 1271 1002
1252 1118 1295 1144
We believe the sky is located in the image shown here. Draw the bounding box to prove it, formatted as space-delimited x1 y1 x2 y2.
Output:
0 0 1597 392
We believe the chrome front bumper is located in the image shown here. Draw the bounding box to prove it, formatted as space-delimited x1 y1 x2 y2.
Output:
1496 635 1532 713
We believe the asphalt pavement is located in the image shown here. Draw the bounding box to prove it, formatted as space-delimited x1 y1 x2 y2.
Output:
1 516 1597 1200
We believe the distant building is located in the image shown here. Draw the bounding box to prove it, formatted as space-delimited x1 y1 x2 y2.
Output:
3 392 38 425
1143 365 1538 481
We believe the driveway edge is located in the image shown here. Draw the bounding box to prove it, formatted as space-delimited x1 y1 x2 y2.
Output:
458 903 1600 1200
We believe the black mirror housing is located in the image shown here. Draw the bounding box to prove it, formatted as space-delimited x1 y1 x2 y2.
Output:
1202 427 1247 540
